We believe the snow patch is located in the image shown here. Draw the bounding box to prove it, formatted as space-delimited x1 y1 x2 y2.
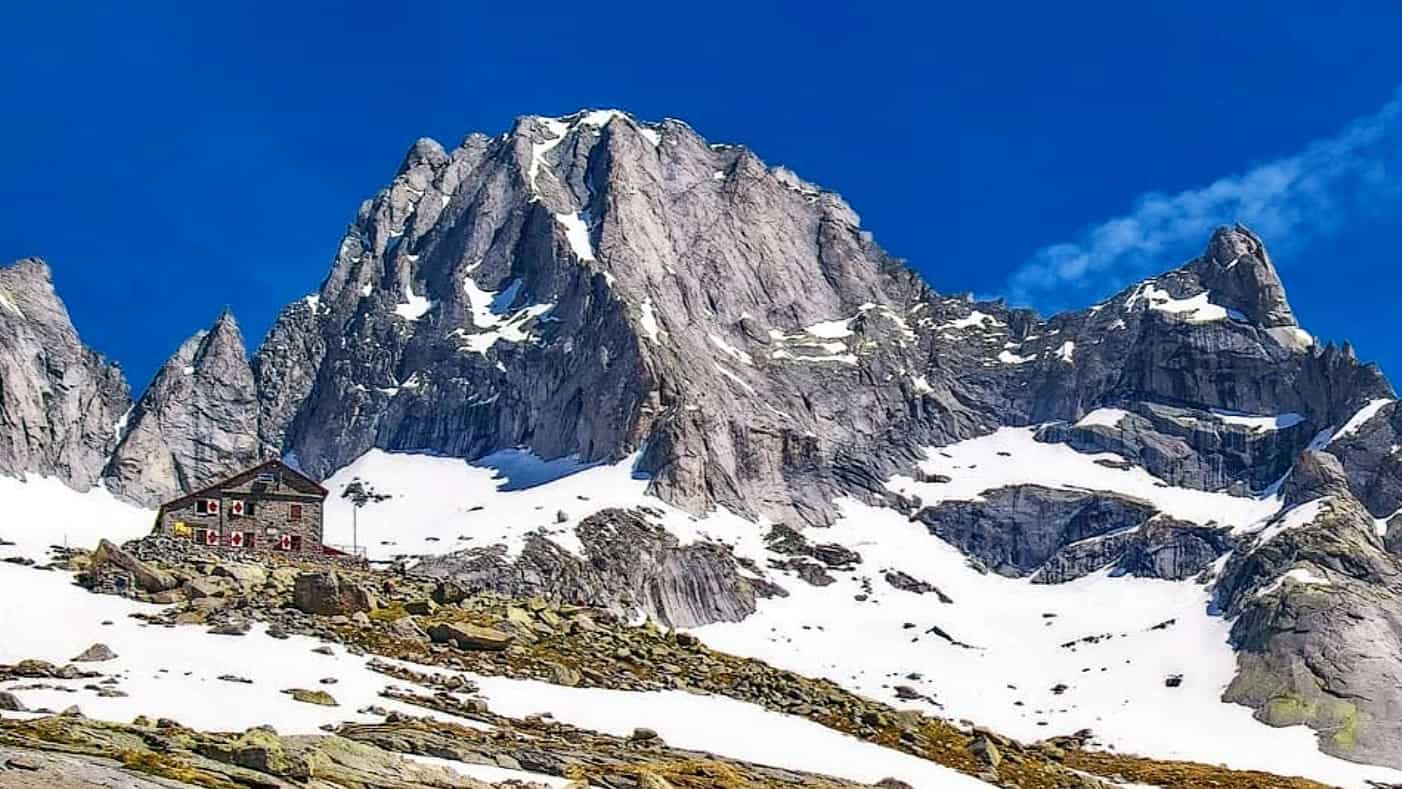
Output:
527 117 569 195
451 302 554 355
553 212 596 262
638 299 663 345
997 349 1035 364
1255 567 1331 599
889 427 1281 530
1330 398 1394 444
393 281 432 320
1246 498 1327 543
1126 284 1231 324
708 333 753 366
1076 408 1130 429
1211 409 1306 432
715 365 756 395
804 317 855 339
941 310 1002 330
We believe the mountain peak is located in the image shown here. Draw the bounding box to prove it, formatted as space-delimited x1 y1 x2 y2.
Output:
1 255 53 282
1196 223 1297 328
101 309 259 505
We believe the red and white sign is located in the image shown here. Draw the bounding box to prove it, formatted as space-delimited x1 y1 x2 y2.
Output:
204 499 220 515
279 534 293 551
228 500 245 517
204 529 219 546
229 531 245 548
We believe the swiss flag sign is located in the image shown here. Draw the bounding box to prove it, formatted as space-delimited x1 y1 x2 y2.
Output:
229 500 245 517
204 529 219 546
205 499 220 515
229 531 245 548
279 534 293 551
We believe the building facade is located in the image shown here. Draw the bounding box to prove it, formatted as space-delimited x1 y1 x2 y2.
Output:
153 460 327 554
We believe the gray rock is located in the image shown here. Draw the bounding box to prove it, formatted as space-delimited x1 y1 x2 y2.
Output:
914 485 1158 578
90 539 178 593
1214 480 1402 769
70 644 116 663
0 258 129 491
426 621 513 651
102 310 261 506
883 571 952 602
293 571 376 616
415 508 763 628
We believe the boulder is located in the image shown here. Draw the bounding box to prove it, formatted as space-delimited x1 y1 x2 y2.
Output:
70 644 117 663
284 688 338 706
426 622 514 651
214 562 269 590
91 539 177 593
293 571 376 616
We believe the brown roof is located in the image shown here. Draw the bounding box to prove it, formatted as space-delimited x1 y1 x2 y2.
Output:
156 459 329 511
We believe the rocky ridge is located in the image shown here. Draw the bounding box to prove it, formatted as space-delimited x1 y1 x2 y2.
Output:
0 535 1346 789
102 311 261 507
0 258 129 491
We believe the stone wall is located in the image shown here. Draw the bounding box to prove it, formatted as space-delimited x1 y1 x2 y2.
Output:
153 461 326 554
157 495 323 553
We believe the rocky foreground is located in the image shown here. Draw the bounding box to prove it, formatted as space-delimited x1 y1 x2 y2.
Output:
0 538 1368 789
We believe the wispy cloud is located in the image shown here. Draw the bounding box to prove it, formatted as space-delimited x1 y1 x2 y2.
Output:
1007 89 1402 311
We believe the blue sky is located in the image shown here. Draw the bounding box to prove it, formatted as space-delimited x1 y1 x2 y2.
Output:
2 2 1400 387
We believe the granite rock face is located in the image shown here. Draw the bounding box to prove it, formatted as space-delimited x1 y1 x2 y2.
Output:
246 113 1394 531
1213 463 1402 770
910 485 1230 583
914 485 1158 578
101 311 261 506
0 258 129 490
414 507 765 628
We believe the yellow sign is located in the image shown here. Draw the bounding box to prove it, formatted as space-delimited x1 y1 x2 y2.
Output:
173 521 191 538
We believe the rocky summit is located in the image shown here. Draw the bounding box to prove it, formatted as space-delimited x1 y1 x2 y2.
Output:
5 108 1402 786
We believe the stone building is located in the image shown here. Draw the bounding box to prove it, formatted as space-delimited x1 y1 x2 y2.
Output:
153 460 327 554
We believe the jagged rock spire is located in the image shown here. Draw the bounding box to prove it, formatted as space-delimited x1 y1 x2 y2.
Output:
102 310 260 506
1197 224 1298 328
0 257 130 489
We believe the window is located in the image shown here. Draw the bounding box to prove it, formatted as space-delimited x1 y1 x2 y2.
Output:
195 499 220 515
243 532 257 550
291 535 303 552
289 504 303 522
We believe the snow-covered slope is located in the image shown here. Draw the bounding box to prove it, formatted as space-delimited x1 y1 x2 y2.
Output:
315 444 1399 786
0 474 153 561
0 554 983 788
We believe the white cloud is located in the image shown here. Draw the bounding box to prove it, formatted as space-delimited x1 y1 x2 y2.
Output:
1008 89 1402 310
